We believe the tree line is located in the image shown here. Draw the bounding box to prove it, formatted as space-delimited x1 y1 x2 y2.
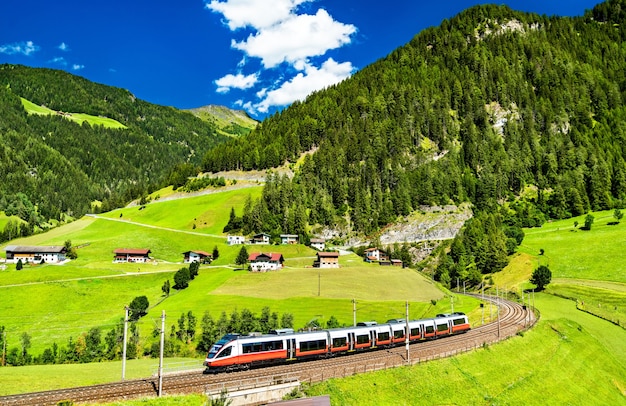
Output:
0 306 344 366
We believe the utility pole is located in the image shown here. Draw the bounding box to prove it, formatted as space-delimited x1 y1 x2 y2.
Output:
158 310 165 397
352 299 356 326
121 306 129 381
450 295 454 313
405 301 410 364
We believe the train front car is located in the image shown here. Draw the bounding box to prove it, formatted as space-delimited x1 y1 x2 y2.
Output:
203 334 240 372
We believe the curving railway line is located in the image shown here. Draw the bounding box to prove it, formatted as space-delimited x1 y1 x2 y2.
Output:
0 294 536 405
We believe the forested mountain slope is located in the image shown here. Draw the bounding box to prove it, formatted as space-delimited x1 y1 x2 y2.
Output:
203 0 626 234
0 64 229 233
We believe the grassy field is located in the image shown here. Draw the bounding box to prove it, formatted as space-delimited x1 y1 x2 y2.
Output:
21 97 127 129
518 210 626 283
0 185 471 358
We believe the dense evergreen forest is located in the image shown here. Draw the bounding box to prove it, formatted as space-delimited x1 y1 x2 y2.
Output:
0 65 229 235
205 1 626 286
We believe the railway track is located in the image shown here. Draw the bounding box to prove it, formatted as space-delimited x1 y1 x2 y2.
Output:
0 295 535 405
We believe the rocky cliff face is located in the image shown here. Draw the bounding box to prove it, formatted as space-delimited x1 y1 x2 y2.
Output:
323 203 473 251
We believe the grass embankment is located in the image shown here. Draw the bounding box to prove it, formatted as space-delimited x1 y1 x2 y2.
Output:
0 358 199 396
21 97 127 129
304 293 626 405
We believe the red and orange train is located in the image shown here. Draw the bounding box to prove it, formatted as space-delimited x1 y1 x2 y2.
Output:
204 312 470 372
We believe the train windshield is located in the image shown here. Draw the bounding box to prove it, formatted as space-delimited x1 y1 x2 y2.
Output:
207 334 238 359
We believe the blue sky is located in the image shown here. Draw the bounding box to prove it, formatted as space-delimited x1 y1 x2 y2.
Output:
0 0 601 119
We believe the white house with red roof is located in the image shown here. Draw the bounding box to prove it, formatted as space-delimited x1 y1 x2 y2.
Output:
248 252 284 271
364 247 388 262
183 250 212 264
113 248 151 263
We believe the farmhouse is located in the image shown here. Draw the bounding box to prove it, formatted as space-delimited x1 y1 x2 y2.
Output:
364 247 388 263
248 252 284 271
310 238 326 251
4 245 67 264
280 234 299 245
251 233 271 244
182 250 212 264
314 251 340 268
227 235 245 245
113 248 151 263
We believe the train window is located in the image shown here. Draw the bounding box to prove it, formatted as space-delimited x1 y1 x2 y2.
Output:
333 337 347 347
393 330 404 339
377 332 389 341
436 323 449 332
300 339 326 352
263 340 283 351
453 318 466 326
216 346 232 358
410 327 420 336
425 326 434 334
356 334 369 344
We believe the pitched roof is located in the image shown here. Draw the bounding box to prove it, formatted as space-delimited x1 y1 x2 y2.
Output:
113 248 151 255
317 251 339 258
5 245 66 254
183 250 211 257
248 252 284 261
310 238 325 243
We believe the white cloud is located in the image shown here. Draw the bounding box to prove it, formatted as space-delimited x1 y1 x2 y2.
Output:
206 0 310 30
49 57 67 66
254 58 353 113
207 0 357 115
72 64 85 70
233 9 356 68
58 42 69 51
0 41 39 56
215 72 258 93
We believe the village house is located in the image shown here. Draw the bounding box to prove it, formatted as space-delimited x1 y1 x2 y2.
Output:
251 233 271 245
309 238 326 251
4 245 67 264
314 251 340 268
113 248 151 263
182 250 212 264
364 247 388 263
280 234 299 245
248 252 284 271
227 235 245 245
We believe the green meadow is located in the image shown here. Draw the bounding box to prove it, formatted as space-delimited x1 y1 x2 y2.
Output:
21 97 127 129
2 195 625 403
0 185 469 360
518 210 626 283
